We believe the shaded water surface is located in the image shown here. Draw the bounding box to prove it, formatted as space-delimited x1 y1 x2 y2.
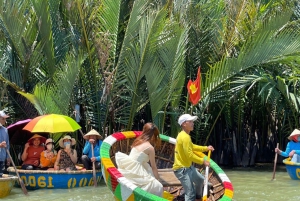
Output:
4 165 300 201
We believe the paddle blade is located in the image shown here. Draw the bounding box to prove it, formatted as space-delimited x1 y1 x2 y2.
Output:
19 178 29 196
203 150 211 200
6 149 29 196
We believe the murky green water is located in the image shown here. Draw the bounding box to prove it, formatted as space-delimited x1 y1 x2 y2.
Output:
227 165 300 201
4 165 300 201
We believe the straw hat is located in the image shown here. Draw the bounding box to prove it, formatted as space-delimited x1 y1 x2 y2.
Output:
27 134 47 144
45 138 54 145
83 129 102 140
288 129 300 140
59 135 76 148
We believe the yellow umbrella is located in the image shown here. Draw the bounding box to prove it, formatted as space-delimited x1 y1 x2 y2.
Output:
23 114 81 133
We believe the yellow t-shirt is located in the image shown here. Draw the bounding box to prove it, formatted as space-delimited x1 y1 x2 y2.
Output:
173 130 208 170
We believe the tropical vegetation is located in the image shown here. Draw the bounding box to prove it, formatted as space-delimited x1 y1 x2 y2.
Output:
1 0 300 166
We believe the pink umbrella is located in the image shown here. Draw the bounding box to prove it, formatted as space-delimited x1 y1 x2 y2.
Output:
7 119 48 145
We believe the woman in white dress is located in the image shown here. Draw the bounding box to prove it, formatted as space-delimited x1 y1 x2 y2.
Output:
115 123 163 197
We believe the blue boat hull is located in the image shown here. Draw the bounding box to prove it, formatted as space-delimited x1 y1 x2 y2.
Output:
7 167 102 189
283 159 300 180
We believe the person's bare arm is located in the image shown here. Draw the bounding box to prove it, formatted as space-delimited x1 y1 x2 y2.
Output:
148 146 159 180
69 149 77 164
54 150 61 170
21 143 30 161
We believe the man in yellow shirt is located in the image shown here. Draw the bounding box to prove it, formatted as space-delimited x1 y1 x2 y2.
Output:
173 114 214 201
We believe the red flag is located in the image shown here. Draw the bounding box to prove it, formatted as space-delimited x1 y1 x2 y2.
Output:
187 67 201 105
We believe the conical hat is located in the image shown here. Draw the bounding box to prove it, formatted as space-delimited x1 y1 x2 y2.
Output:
288 129 300 140
27 134 47 144
83 129 103 140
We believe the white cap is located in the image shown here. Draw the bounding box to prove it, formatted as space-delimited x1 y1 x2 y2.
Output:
0 111 9 118
178 114 198 126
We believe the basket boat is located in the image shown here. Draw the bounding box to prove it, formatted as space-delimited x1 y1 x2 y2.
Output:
283 158 300 180
7 167 102 189
0 175 18 198
100 131 234 201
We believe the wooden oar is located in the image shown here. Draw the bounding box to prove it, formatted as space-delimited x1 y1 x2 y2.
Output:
272 143 279 180
6 148 29 196
91 143 97 187
79 129 98 186
202 150 211 201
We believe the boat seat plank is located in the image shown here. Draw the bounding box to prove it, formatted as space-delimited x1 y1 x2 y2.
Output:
158 169 181 186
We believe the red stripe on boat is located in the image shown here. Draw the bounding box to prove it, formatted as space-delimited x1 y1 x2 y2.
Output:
223 181 233 191
133 131 142 137
107 167 123 192
112 132 127 140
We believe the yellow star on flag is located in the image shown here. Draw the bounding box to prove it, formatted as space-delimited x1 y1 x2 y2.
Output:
189 84 198 94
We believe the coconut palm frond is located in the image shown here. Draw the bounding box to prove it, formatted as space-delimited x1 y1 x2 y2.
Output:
203 10 300 100
112 0 162 129
31 0 56 77
0 0 35 63
96 0 121 63
18 52 84 115
74 0 122 129
146 21 189 121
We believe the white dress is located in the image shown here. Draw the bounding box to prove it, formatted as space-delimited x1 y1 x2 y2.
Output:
115 147 163 197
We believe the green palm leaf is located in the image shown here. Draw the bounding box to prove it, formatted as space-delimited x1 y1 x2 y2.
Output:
203 10 300 99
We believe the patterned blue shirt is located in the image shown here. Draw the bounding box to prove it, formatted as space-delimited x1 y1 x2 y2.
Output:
0 126 10 161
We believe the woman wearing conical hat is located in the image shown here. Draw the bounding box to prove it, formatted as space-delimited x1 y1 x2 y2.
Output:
21 134 46 170
81 129 103 170
275 129 300 162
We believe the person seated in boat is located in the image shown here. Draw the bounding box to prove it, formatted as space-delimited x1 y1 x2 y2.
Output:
40 138 57 170
0 111 10 177
21 134 47 170
275 129 300 163
115 122 163 197
81 129 103 170
173 114 214 201
54 135 77 171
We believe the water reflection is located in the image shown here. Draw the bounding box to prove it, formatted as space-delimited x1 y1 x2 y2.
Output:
4 180 115 201
227 165 300 201
4 165 300 201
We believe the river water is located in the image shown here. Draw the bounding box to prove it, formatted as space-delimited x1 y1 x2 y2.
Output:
4 165 300 201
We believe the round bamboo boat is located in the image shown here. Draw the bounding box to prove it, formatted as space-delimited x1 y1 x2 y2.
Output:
283 158 300 180
100 131 234 201
7 167 102 189
0 175 18 198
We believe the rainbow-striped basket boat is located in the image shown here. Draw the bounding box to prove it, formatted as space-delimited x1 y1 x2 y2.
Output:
100 131 234 201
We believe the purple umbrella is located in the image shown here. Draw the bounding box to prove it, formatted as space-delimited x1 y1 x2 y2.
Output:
7 119 48 145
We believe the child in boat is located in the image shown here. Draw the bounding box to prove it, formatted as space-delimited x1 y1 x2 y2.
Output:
54 135 77 171
81 129 102 170
21 134 47 170
275 129 300 162
173 114 214 201
115 123 163 197
40 138 57 170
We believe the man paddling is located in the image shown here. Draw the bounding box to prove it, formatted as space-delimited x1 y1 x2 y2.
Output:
0 111 10 177
173 113 214 201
